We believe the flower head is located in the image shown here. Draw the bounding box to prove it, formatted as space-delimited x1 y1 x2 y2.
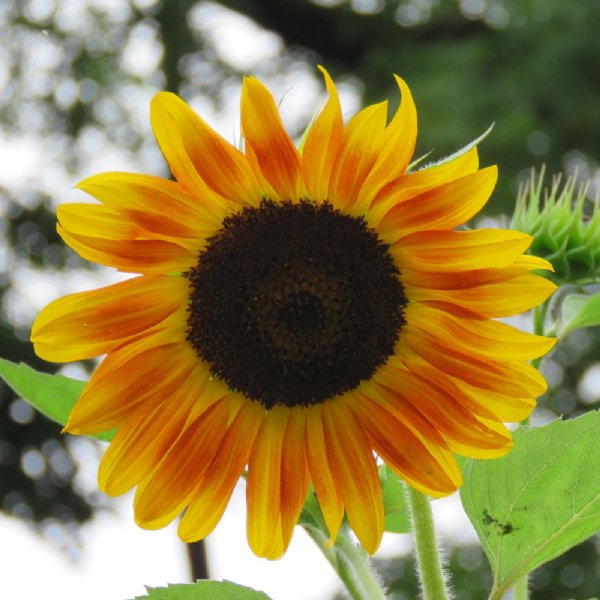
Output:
512 167 600 284
31 67 556 559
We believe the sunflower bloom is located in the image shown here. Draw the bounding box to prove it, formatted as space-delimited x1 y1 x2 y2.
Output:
31 67 556 559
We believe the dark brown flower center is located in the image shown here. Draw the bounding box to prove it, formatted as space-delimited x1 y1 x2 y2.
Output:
185 199 406 409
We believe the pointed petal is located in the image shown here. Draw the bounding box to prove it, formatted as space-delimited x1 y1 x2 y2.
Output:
150 93 232 212
350 391 459 496
241 77 305 201
405 303 557 361
57 204 139 239
374 364 513 458
391 229 533 273
305 404 344 544
376 166 498 242
409 273 557 317
133 396 242 530
323 400 384 554
399 330 548 398
76 172 223 241
98 364 212 496
246 406 290 559
178 399 265 542
58 225 196 274
280 407 310 549
151 92 262 205
65 337 197 435
302 66 344 203
32 275 189 362
354 76 417 213
401 255 554 291
328 102 388 212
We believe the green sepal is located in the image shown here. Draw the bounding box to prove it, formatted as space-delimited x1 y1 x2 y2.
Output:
460 411 600 600
131 581 273 600
0 358 114 441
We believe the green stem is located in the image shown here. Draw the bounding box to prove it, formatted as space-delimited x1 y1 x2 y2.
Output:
512 573 529 600
305 523 388 600
406 485 451 600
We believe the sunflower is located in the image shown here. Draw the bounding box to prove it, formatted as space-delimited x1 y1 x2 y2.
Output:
31 67 556 559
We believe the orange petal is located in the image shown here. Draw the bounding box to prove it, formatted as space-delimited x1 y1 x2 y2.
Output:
241 77 305 202
57 203 140 240
374 364 513 458
328 102 388 213
405 302 557 361
178 399 265 542
401 255 554 291
58 225 196 274
323 400 384 554
350 392 458 497
76 172 223 241
302 66 344 202
280 407 310 549
150 93 262 205
391 229 533 273
134 395 242 530
406 358 537 423
246 406 290 559
32 275 189 362
354 76 417 213
399 330 548 398
150 93 232 212
376 166 498 242
409 273 557 317
305 404 344 544
98 364 212 496
65 338 197 435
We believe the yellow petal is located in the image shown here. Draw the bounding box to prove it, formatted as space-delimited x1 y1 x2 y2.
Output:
241 77 305 202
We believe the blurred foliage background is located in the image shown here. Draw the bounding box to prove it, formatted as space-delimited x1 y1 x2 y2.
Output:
1 0 600 598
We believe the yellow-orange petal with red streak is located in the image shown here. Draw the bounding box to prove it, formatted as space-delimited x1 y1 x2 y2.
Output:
405 303 557 361
404 358 537 423
377 166 498 243
151 93 262 205
350 392 458 496
302 66 343 203
305 404 343 545
31 275 188 362
399 330 548 398
65 339 197 435
58 225 196 275
354 76 417 214
391 229 533 273
134 395 242 530
374 365 513 457
98 364 212 496
367 146 479 225
58 204 140 240
401 255 553 291
150 93 232 213
280 407 310 549
409 273 557 317
328 102 388 213
76 172 223 241
241 77 305 202
178 399 265 542
323 400 384 554
246 405 290 559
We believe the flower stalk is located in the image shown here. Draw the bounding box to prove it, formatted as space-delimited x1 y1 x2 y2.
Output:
406 485 451 600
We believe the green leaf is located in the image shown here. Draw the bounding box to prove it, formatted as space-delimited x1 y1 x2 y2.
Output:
0 358 114 441
556 291 600 336
460 411 600 600
132 581 273 600
380 464 411 533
